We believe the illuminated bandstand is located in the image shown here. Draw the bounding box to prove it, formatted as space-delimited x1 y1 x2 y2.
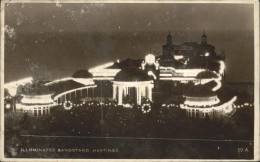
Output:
113 67 154 105
16 94 55 117
181 83 237 118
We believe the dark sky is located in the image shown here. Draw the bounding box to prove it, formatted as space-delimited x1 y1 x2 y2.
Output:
4 3 254 83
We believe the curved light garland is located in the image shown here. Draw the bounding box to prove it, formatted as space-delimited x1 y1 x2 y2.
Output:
141 103 151 114
63 100 73 110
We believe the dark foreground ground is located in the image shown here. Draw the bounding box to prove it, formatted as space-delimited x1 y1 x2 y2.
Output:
4 103 254 159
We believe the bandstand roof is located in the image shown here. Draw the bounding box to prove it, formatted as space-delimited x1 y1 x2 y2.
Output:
47 80 86 96
196 70 219 79
114 67 152 82
184 84 216 98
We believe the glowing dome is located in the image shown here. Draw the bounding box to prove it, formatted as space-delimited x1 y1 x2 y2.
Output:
114 67 152 82
145 54 156 65
184 84 219 107
72 70 93 78
185 84 216 98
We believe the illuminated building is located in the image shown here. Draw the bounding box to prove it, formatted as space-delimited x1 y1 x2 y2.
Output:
88 32 224 84
4 31 231 115
16 94 55 117
161 31 217 60
180 82 237 118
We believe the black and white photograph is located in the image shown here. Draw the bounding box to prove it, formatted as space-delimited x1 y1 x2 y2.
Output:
1 0 259 161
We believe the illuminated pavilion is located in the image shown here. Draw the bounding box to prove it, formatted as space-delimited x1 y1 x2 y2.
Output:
113 67 154 105
180 83 237 118
16 94 55 117
4 31 232 116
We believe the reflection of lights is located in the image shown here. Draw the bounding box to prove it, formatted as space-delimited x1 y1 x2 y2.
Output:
5 104 11 109
205 52 210 57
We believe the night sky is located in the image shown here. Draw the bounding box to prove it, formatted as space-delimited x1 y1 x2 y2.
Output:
4 3 254 83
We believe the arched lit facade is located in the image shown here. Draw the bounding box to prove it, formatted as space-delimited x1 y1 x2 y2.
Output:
113 67 154 105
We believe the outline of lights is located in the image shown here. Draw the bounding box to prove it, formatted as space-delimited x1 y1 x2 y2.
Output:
63 100 73 110
218 60 225 75
142 103 151 114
